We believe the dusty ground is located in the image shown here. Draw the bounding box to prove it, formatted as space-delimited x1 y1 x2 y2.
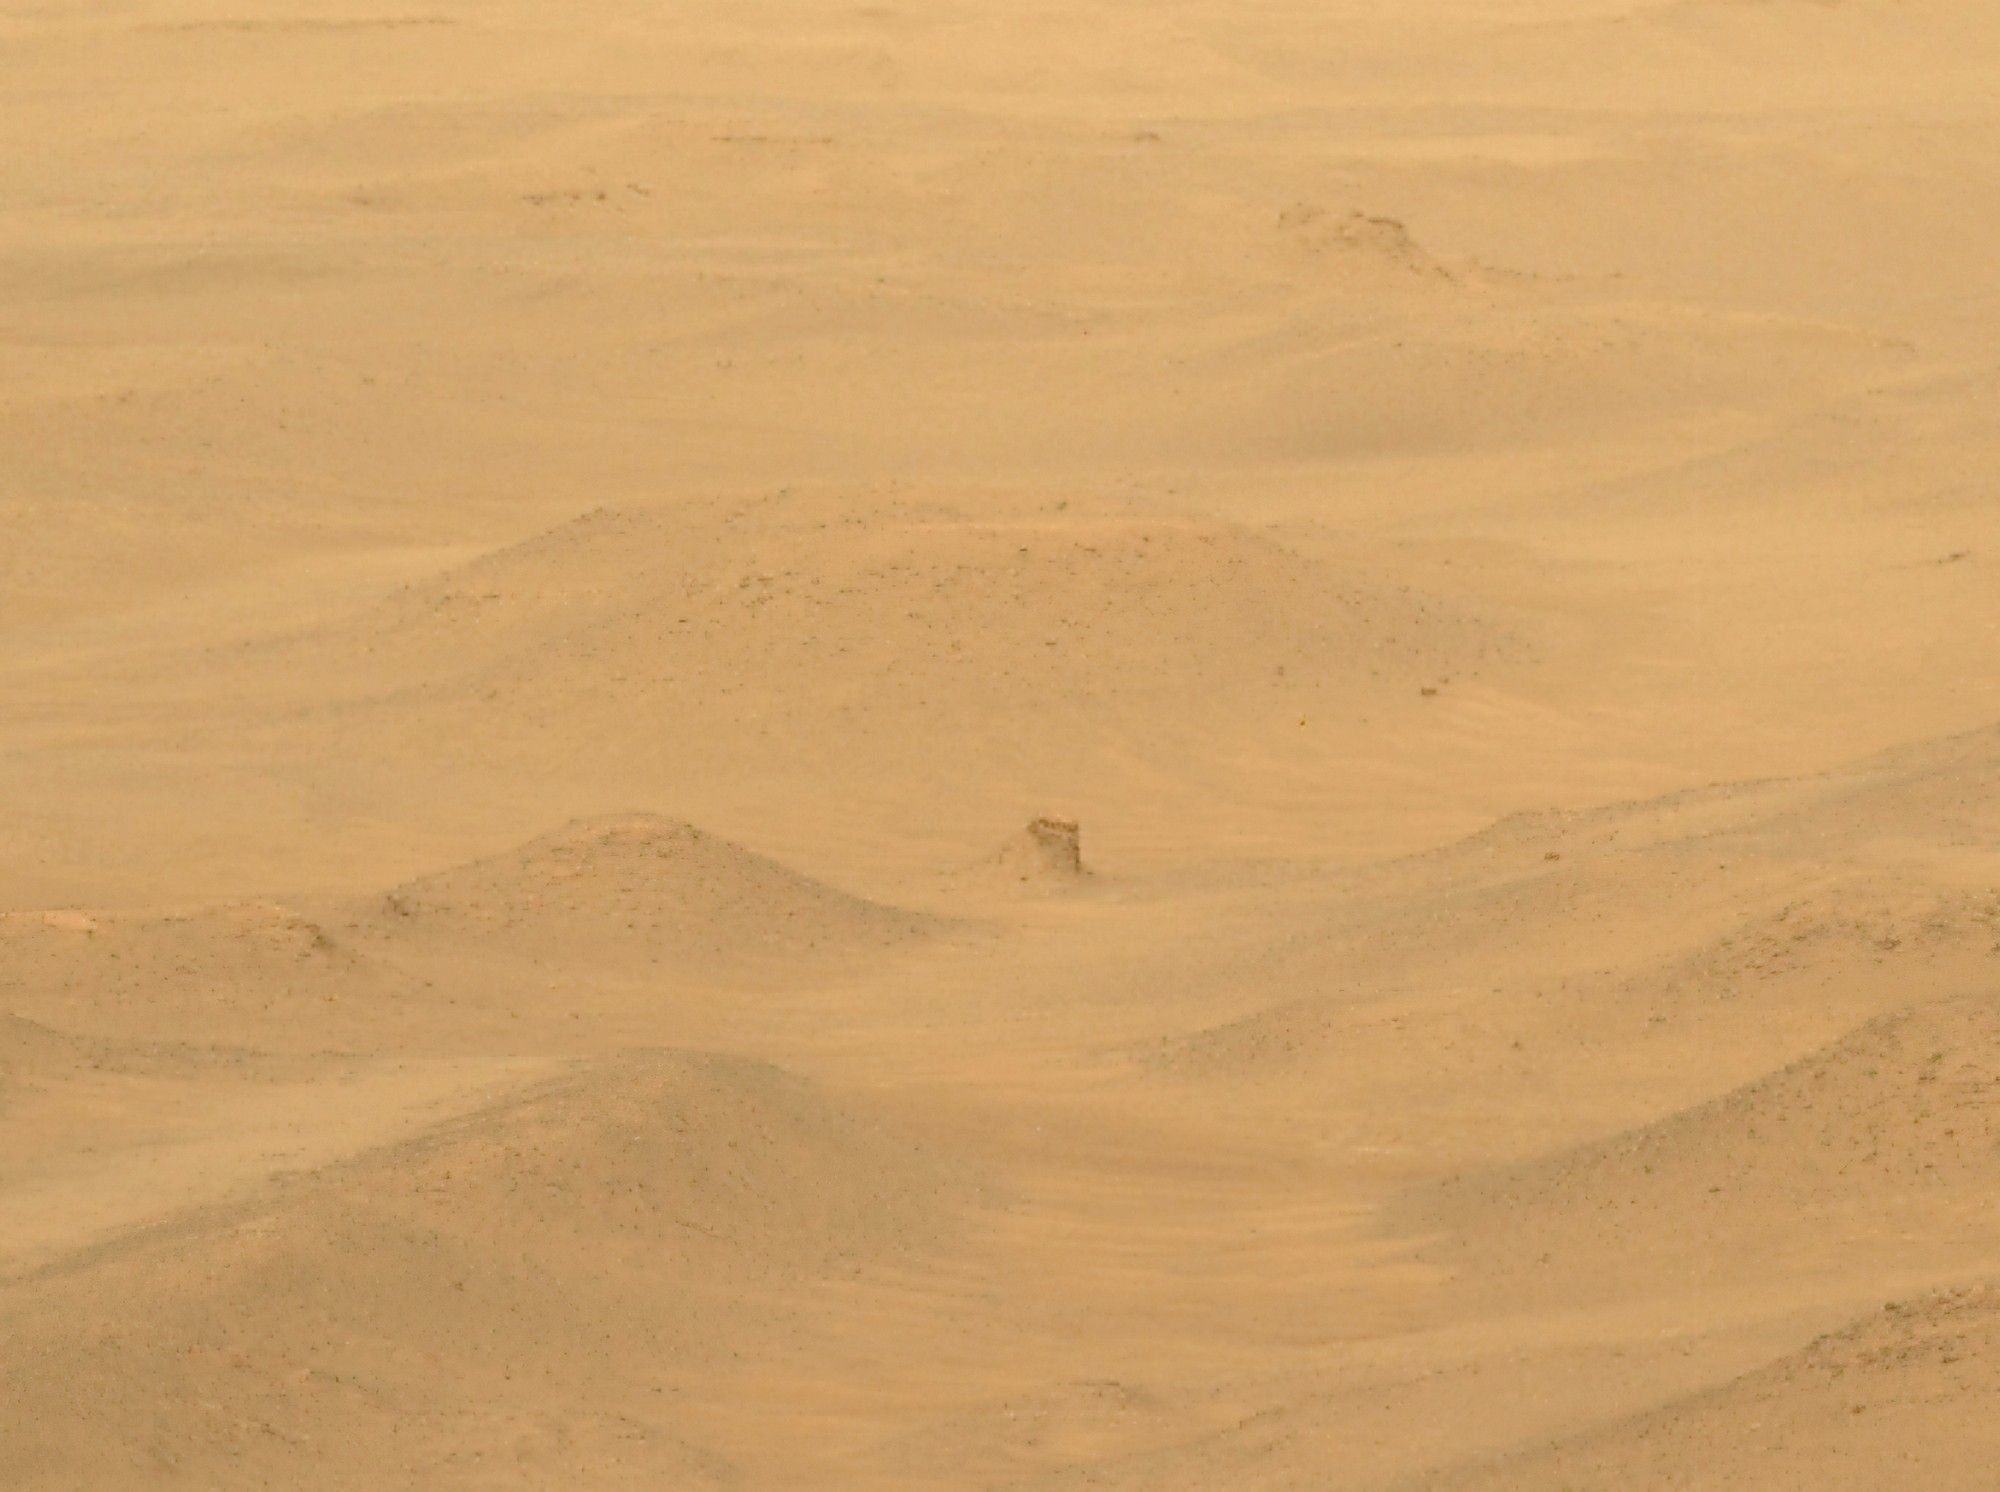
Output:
4 0 1999 1486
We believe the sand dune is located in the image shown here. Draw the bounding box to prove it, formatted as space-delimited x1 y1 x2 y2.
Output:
0 897 438 1053
1139 737 2000 1200
0 1011 311 1089
362 812 939 966
1409 992 2000 1294
0 901 410 1049
0 1050 972 1490
0 817 945 1056
4 0 1999 1485
1426 1282 2000 1491
355 488 1515 726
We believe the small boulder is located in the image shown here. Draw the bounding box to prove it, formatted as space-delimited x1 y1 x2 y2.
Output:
991 817 1087 884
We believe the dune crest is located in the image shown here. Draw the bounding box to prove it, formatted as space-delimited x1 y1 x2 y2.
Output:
366 812 938 964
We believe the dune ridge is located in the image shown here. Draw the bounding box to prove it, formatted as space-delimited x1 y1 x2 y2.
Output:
366 811 940 961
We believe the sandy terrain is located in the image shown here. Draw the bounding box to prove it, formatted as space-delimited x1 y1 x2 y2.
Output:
3 0 1998 1485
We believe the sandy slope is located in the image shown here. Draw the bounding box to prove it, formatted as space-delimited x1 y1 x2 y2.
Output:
1426 1283 2000 1492
1408 990 2000 1298
3 0 1998 1486
1 1051 972 1489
